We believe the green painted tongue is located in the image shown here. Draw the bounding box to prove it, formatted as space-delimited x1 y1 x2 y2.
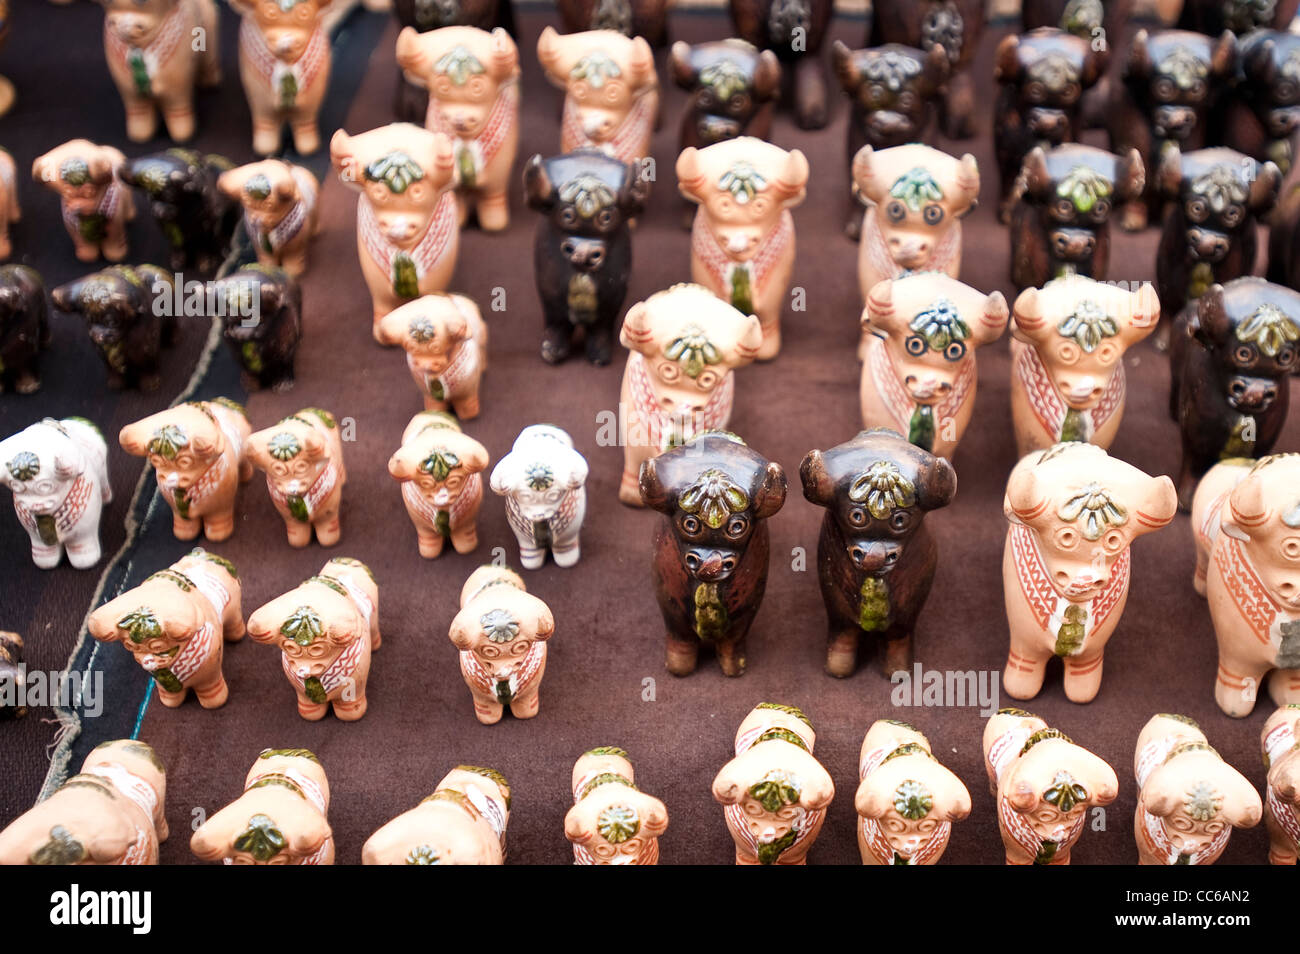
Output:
859 576 890 632
693 582 727 641
434 509 451 539
287 494 310 523
1035 840 1059 865
730 266 753 315
35 514 58 547
427 376 445 402
456 144 476 190
757 827 798 865
393 252 419 300
279 72 298 110
1054 604 1086 657
152 668 183 693
908 405 935 452
304 676 327 704
1060 408 1088 443
128 49 150 96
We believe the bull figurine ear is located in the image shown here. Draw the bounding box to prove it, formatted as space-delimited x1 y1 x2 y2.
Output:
1227 470 1270 532
921 43 950 91
564 449 589 489
394 26 430 81
1126 29 1152 78
669 41 696 90
50 278 85 314
754 50 781 102
1211 29 1236 78
994 33 1021 83
536 26 565 81
447 614 474 650
1115 148 1146 203
916 456 957 511
619 301 653 352
1194 283 1230 347
831 40 859 94
522 154 555 212
563 807 594 845
676 147 705 203
488 28 518 81
1249 160 1282 213
303 431 327 461
638 456 673 513
799 448 835 506
534 603 556 641
1155 144 1183 198
623 162 651 216
752 461 787 521
1018 146 1052 200
329 130 361 189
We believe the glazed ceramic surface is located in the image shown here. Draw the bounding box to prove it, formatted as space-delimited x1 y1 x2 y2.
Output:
117 150 239 274
490 424 588 569
670 39 780 153
247 407 348 548
388 410 489 558
727 0 833 130
211 264 303 392
32 140 133 263
566 747 668 864
218 159 320 276
363 765 511 864
1262 705 1300 864
0 265 49 395
377 293 488 418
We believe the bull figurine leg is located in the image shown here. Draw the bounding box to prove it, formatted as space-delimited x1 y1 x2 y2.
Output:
716 636 747 677
665 632 699 676
1003 641 1051 700
1062 651 1105 703
825 624 859 677
1268 668 1300 708
1215 654 1267 717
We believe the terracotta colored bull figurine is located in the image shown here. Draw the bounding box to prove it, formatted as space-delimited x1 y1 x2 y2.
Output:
855 719 971 865
566 747 668 864
32 140 133 263
363 765 511 864
377 293 488 418
1002 441 1177 703
247 557 381 721
119 398 252 542
389 410 488 557
800 427 957 678
712 702 835 865
88 549 244 709
860 274 1008 459
0 740 167 865
191 748 333 864
1009 275 1159 455
983 708 1119 865
396 25 520 232
448 565 554 724
617 283 761 506
246 407 347 548
218 159 320 277
678 137 808 361
1262 704 1300 864
1133 713 1261 864
390 0 515 123
490 424 588 569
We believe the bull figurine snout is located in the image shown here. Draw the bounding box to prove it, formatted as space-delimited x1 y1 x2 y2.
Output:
1227 374 1279 412
684 547 738 582
1186 227 1231 261
1050 227 1096 261
561 237 607 272
1153 105 1197 141
1026 108 1069 142
847 539 902 573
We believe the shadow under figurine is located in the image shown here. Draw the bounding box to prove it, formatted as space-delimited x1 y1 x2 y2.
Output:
1170 277 1300 508
391 0 516 123
524 149 648 365
728 0 832 130
118 149 239 275
639 431 786 677
800 427 957 679
0 264 49 395
211 264 302 392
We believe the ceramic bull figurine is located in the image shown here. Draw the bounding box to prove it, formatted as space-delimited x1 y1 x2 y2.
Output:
101 0 221 142
0 740 168 865
247 557 381 721
191 749 334 864
377 293 488 418
1008 144 1145 290
396 25 520 232
800 427 957 678
0 147 18 260
670 40 780 156
117 150 239 275
390 0 515 123
1262 704 1300 864
1175 0 1299 37
639 432 785 677
363 765 511 864
52 264 176 391
556 0 673 46
1002 442 1177 703
712 702 835 865
1107 29 1235 231
1155 147 1280 340
120 399 252 542
854 719 971 865
490 424 588 569
0 632 23 718
231 0 334 155
728 0 832 130
0 265 49 395
448 565 554 724
679 137 807 361
1009 275 1160 455
983 708 1119 865
852 144 980 316
331 123 459 337
246 408 347 548
0 417 110 569
617 283 762 506
538 27 658 164
1191 454 1300 717
211 264 303 392
1224 30 1300 174
833 42 949 235
860 274 1008 459
32 140 133 263
566 747 668 864
1133 713 1261 864
218 159 320 277
525 150 648 366
88 549 244 709
389 410 489 558
1171 280 1300 507
993 28 1104 221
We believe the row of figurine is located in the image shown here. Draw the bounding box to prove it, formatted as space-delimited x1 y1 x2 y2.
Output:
6 408 1298 720
1 704 1299 866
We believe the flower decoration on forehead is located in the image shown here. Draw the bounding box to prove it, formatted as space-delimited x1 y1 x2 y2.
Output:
132 161 170 196
7 451 39 482
234 814 286 862
893 779 934 820
147 424 189 460
407 314 440 345
1185 781 1222 821
749 769 801 812
280 605 323 646
1191 165 1248 211
118 607 162 645
434 45 485 86
1057 298 1118 353
699 59 749 101
1058 481 1129 540
1236 303 1300 357
1043 770 1088 813
848 460 917 519
524 462 553 491
1026 53 1077 92
1223 0 1275 33
267 431 303 462
364 151 425 194
664 324 721 378
419 447 460 481
480 608 519 643
1060 0 1103 35
558 174 616 219
863 50 922 92
30 826 86 865
1282 48 1300 83
679 468 749 529
406 845 439 864
889 167 944 212
1158 46 1208 90
597 804 641 843
59 157 91 187
718 161 768 205
1057 165 1113 214
243 174 273 202
909 298 970 350
570 51 622 88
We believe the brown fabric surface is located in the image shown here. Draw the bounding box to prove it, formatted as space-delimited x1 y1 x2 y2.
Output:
5 6 1298 865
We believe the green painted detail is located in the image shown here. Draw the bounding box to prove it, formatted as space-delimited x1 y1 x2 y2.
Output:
1060 0 1103 35
998 706 1036 717
848 460 916 519
729 265 753 316
1053 604 1087 656
34 514 58 547
525 463 553 491
749 769 801 812
1043 770 1088 813
718 161 768 205
241 341 264 375
60 157 91 187
247 774 306 799
303 676 327 705
419 448 460 481
127 49 151 97
434 510 451 539
1059 482 1128 540
364 151 426 194
909 298 969 350
436 44 485 85
480 608 519 643
267 431 302 462
882 742 932 764
1157 713 1199 727
693 582 727 642
558 174 615 219
585 746 629 759
119 608 162 645
569 51 622 88
258 747 319 763
287 494 310 523
192 549 237 579
6 451 39 482
147 424 189 460
597 804 640 843
1159 45 1210 91
859 575 891 632
243 174 272 201
279 71 298 110
456 144 477 191
1221 414 1255 459
1059 408 1088 443
1057 299 1117 352
210 396 247 418
893 779 933 820
1236 303 1300 357
700 59 749 101
163 222 185 249
889 167 944 212
281 606 323 646
77 214 108 245
756 727 809 751
1034 839 1059 865
172 487 191 520
567 272 598 323
666 324 722 379
147 569 194 592
406 845 440 864
455 765 511 807
233 814 286 862
1188 261 1214 303
151 668 184 693
494 676 513 706
756 828 798 865
679 468 748 529
908 405 935 453
1056 166 1112 214
756 702 812 727
307 575 348 598
300 408 336 429
408 314 438 344
1185 780 1222 821
331 556 375 582
1021 727 1071 754
30 825 87 865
